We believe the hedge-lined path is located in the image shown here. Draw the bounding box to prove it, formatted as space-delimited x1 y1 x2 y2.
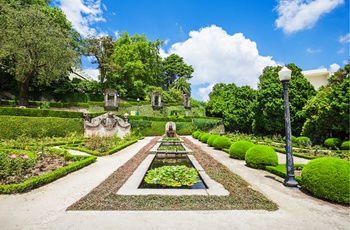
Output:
0 136 349 230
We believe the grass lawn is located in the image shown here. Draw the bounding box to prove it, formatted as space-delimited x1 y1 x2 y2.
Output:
68 137 278 211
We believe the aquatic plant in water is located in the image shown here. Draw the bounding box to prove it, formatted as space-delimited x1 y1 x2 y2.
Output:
144 165 200 187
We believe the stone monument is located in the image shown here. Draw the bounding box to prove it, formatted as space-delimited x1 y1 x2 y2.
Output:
165 121 176 137
84 112 131 138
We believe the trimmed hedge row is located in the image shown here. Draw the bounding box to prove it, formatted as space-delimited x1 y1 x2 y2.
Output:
265 164 303 184
0 107 84 118
0 152 97 194
0 116 84 139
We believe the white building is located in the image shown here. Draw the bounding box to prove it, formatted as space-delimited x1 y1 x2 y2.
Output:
302 68 331 90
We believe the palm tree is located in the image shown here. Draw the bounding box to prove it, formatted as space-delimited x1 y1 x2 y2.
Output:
170 77 191 95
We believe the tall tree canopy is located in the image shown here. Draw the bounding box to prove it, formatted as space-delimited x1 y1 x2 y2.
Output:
302 64 349 144
162 54 194 89
170 77 191 95
111 32 163 98
0 1 79 106
206 83 256 133
84 35 119 91
253 64 316 136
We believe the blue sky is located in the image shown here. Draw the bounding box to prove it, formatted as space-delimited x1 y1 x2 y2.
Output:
53 0 349 101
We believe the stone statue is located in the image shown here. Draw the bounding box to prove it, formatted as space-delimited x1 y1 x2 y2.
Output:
84 112 131 138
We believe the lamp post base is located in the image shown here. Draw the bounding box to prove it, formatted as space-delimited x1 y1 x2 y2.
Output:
283 176 299 187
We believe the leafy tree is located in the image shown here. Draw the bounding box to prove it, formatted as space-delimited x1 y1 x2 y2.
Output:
111 32 163 98
253 64 316 136
170 77 191 95
84 35 119 91
0 2 79 106
162 54 194 89
206 83 256 133
302 64 350 144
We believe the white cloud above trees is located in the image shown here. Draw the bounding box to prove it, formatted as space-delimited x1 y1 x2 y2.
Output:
275 0 344 34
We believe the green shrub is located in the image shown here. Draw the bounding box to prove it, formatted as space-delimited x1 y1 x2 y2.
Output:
0 116 84 139
207 135 220 147
283 135 297 142
193 119 222 132
212 136 232 150
296 136 312 146
200 133 211 143
341 141 350 150
192 131 201 139
197 132 205 140
229 140 255 160
301 157 350 204
324 138 342 149
245 145 278 169
0 107 83 118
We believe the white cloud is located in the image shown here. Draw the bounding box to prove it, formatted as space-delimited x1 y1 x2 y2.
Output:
166 25 277 100
306 48 321 53
54 0 105 37
339 33 350 43
275 0 344 34
329 63 340 72
198 84 214 102
83 67 100 81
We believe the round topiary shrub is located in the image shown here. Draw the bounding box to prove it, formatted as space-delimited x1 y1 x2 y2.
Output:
341 141 350 150
245 145 278 169
197 132 204 140
212 136 232 150
283 135 297 142
200 133 211 143
207 135 220 147
296 136 312 146
324 138 342 149
301 157 350 204
229 140 255 160
192 131 201 139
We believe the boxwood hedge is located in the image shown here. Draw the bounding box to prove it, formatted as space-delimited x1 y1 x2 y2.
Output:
301 157 350 204
229 140 255 160
212 136 232 150
245 145 278 169
207 135 220 147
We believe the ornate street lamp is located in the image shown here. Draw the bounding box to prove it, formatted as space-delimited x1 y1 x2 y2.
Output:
137 98 140 116
278 66 298 187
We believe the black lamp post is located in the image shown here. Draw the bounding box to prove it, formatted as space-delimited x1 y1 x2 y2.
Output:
278 66 298 187
137 98 140 116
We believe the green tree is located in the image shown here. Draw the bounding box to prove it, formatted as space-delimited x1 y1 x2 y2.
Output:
253 64 316 135
162 54 194 89
206 83 256 133
111 32 163 98
170 77 191 95
302 65 350 144
84 35 119 91
0 2 79 106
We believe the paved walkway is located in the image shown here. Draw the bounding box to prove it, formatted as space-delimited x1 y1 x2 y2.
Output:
0 136 349 230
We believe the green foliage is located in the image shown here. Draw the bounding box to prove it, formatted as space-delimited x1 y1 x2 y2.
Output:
193 118 222 132
245 145 278 169
324 138 342 149
301 157 350 204
295 136 312 146
229 140 255 160
212 136 232 150
341 141 350 150
206 83 256 133
207 135 220 147
192 131 201 139
0 107 83 118
254 64 316 136
144 165 200 187
266 164 303 184
0 116 84 139
302 67 349 144
200 133 211 143
283 135 297 142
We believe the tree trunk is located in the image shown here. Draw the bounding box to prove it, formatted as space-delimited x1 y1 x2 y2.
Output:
19 77 31 107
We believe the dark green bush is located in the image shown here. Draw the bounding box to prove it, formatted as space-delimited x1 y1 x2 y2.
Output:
341 141 350 150
245 145 278 169
175 122 193 135
207 135 220 147
192 131 201 139
296 136 312 146
212 136 232 150
193 119 222 132
0 116 84 139
0 107 83 118
200 133 211 143
301 157 350 204
324 138 342 149
283 135 297 142
229 140 255 160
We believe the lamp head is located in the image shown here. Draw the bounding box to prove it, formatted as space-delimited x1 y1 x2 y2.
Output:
278 66 292 82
